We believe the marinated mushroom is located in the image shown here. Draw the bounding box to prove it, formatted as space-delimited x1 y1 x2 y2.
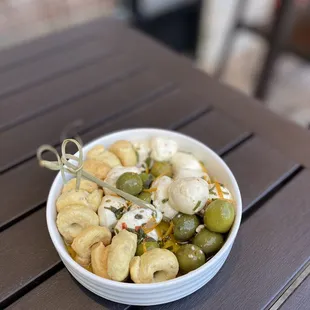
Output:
171 152 209 180
107 230 137 282
109 140 137 166
56 205 99 243
87 145 122 168
169 177 209 215
91 242 111 279
62 178 98 193
130 248 179 283
150 137 178 162
83 159 111 180
72 226 111 267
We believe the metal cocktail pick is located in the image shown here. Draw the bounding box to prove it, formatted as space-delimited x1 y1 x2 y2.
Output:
36 138 157 212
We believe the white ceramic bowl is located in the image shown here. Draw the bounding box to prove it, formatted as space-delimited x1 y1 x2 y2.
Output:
46 128 242 306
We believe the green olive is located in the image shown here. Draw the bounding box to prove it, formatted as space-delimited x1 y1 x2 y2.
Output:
204 199 235 233
172 213 200 242
140 173 154 189
151 161 172 177
193 228 224 256
137 191 152 203
116 172 143 195
176 244 205 273
136 241 159 256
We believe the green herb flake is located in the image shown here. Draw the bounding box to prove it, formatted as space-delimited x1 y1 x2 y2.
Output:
209 185 216 195
135 214 143 220
193 200 201 211
162 198 169 204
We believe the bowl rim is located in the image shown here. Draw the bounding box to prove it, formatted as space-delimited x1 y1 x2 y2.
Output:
46 128 242 289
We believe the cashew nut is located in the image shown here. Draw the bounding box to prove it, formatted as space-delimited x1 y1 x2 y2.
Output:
72 226 111 267
56 205 99 243
107 230 137 282
91 242 111 279
62 178 98 193
109 140 137 167
83 159 111 180
87 145 122 168
130 248 179 283
56 189 103 212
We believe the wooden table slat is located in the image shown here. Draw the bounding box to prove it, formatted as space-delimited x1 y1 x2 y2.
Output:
138 169 310 310
0 36 117 98
223 136 298 211
0 208 59 305
0 18 119 71
6 269 129 310
179 110 251 156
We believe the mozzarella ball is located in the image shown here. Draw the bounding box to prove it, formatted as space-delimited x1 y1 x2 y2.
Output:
151 176 178 220
114 205 162 241
98 195 128 230
168 177 209 215
208 183 233 201
150 137 178 162
103 166 141 195
132 140 151 166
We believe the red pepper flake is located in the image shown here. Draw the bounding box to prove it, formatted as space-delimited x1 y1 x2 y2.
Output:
122 223 127 229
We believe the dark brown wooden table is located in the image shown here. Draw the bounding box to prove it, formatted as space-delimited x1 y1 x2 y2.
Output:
1 17 310 310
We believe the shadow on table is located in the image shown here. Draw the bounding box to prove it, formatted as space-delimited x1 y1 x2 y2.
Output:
70 275 131 309
141 237 243 310
68 238 242 309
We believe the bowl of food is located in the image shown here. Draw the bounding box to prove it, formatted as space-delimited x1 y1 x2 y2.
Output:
46 128 242 306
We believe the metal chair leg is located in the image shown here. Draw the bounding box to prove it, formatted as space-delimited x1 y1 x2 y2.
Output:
214 0 248 78
254 0 296 100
